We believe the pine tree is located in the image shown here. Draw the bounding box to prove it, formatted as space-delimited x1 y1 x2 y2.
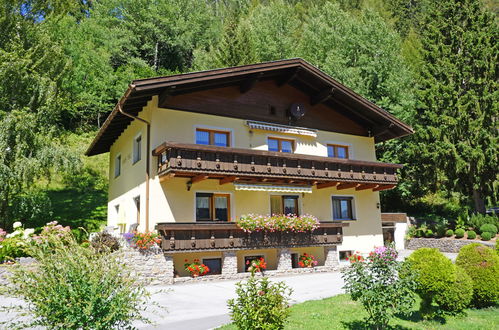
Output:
414 0 498 212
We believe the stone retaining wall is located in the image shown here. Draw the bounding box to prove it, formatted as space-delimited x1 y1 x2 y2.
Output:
120 246 174 285
407 238 495 253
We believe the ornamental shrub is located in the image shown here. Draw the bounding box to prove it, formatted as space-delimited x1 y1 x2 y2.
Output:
467 231 477 239
343 246 417 328
2 224 149 329
480 224 498 236
455 228 465 238
404 248 472 318
425 229 434 238
456 243 499 307
228 275 292 330
468 214 499 232
90 231 121 253
445 229 454 237
481 232 492 241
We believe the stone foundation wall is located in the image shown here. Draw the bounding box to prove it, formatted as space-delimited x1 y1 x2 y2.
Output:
120 246 174 285
406 238 495 253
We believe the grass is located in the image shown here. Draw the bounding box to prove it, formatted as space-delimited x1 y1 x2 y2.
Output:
219 294 499 329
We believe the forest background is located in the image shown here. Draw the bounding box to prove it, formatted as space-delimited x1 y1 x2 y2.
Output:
0 0 497 234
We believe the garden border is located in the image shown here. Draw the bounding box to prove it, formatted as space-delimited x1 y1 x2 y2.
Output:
406 238 495 253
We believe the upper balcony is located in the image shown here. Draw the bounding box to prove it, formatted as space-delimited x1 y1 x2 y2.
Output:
153 142 401 191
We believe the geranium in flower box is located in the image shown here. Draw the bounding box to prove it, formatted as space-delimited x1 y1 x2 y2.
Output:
246 257 267 274
298 253 318 268
184 259 210 277
131 231 161 250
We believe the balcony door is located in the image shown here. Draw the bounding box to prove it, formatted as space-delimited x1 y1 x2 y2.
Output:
270 195 299 215
196 193 230 221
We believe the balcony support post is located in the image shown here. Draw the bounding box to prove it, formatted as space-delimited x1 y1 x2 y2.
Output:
324 246 339 269
276 248 292 271
222 251 238 275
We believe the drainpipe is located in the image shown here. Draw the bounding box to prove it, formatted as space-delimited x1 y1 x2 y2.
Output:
117 84 151 232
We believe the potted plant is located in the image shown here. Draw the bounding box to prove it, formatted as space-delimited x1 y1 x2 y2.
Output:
184 259 210 277
246 257 267 274
298 253 318 268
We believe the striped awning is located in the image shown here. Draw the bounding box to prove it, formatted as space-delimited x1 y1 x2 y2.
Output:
246 120 317 137
234 183 313 193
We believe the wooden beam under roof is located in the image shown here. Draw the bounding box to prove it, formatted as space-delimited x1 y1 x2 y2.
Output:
373 184 396 191
311 87 334 106
355 183 378 191
276 67 301 86
316 181 339 189
240 73 263 93
336 182 358 190
219 176 239 185
189 174 209 184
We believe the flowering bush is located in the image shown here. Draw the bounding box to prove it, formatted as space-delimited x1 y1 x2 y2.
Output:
298 253 318 268
348 251 364 263
0 222 35 263
246 257 267 274
184 259 210 277
0 228 7 242
342 245 417 328
131 231 161 250
237 214 319 232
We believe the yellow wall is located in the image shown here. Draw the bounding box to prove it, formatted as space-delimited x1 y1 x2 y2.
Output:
107 96 384 253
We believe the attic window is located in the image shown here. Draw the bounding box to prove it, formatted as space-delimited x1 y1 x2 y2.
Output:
246 120 317 137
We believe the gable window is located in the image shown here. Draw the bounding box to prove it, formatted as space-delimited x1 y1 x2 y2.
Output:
270 195 299 215
133 135 142 164
268 137 294 153
332 196 355 220
196 193 230 221
114 154 121 178
196 129 230 147
327 144 349 159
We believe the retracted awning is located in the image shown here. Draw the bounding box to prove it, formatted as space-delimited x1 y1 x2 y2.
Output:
234 183 313 193
246 120 318 137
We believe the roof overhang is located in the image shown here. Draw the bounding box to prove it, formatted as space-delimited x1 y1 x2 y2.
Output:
86 58 414 156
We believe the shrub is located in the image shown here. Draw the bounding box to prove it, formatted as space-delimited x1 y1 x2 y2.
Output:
480 224 498 236
0 223 35 263
455 228 465 238
343 246 417 328
456 243 499 307
90 231 121 253
467 231 477 239
228 275 292 330
404 248 472 318
3 224 149 329
468 214 499 232
445 229 454 237
425 229 434 238
481 232 492 241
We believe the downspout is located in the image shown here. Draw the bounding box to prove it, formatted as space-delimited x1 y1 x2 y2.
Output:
117 84 151 232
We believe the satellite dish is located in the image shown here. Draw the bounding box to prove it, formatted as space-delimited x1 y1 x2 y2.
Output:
289 103 306 119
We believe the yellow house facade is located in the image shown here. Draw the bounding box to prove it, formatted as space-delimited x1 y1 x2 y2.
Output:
87 59 413 278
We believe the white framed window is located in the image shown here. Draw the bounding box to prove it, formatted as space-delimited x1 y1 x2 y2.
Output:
133 134 142 164
332 195 356 220
324 141 353 159
114 154 121 178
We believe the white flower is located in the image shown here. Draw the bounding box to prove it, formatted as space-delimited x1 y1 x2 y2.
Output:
23 228 35 238
13 222 22 229
6 233 14 238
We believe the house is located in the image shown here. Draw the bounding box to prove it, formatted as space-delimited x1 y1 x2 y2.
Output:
86 59 413 277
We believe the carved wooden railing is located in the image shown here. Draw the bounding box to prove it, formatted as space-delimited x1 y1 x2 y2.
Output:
156 222 349 252
153 142 401 187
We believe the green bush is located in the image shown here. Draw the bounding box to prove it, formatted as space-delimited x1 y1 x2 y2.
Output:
445 229 454 237
480 224 498 236
90 231 121 253
467 231 477 239
468 214 499 232
425 229 434 238
404 248 472 318
455 228 465 238
481 232 492 241
456 243 499 307
3 224 149 329
228 275 292 330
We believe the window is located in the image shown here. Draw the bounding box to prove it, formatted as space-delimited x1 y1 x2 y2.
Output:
291 253 299 268
114 154 121 178
133 196 140 224
327 144 349 159
270 195 299 215
195 129 230 147
268 137 294 153
133 135 142 164
332 196 355 220
203 258 222 275
339 250 353 261
196 193 230 221
244 255 263 272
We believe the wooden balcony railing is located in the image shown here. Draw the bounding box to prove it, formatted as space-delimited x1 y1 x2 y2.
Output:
156 222 348 252
153 142 401 191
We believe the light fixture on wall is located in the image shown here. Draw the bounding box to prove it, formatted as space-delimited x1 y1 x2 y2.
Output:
186 181 192 191
376 202 380 209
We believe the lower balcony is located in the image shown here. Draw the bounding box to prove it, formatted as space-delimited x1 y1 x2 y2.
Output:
156 222 348 252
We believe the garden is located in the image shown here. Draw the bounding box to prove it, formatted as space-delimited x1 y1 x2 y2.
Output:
406 212 498 241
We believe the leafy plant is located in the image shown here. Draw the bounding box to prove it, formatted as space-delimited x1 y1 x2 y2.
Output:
425 229 434 238
2 223 149 329
481 232 492 241
455 228 465 238
456 243 499 307
184 258 210 277
246 257 267 275
480 224 498 236
469 214 498 232
445 229 454 237
237 214 319 233
131 231 161 250
90 231 121 253
343 245 417 328
467 231 477 239
298 253 318 268
0 222 35 263
404 248 473 318
228 274 292 330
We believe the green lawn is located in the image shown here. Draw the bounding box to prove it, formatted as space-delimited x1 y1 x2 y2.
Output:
220 294 499 329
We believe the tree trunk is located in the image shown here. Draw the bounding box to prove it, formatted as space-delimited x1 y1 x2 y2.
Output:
472 189 486 214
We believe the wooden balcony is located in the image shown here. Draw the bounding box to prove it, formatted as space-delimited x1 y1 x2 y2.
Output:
153 142 401 191
156 222 348 253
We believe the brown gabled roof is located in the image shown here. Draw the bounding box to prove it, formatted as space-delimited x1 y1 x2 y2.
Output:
86 58 413 156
